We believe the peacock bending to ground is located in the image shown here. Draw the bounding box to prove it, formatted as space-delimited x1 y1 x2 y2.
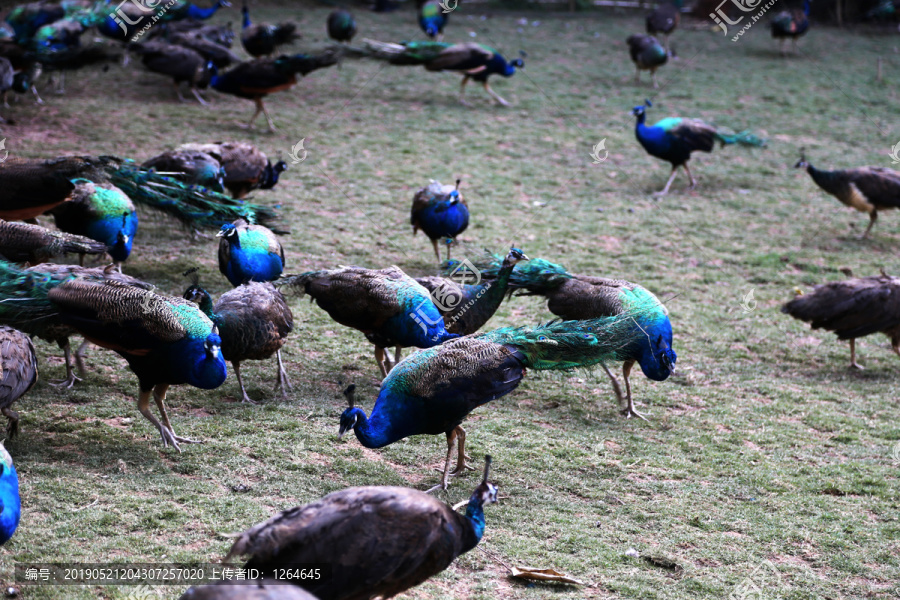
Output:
0 219 107 265
179 581 317 599
210 48 340 131
645 0 681 55
416 247 528 336
131 41 214 104
327 9 356 43
0 444 19 546
794 151 900 238
141 150 226 193
240 1 299 58
176 141 287 198
280 265 457 377
460 255 677 420
782 272 900 369
419 0 447 40
410 179 469 261
184 280 293 403
633 101 766 196
626 34 667 89
0 326 38 438
771 0 811 56
351 40 524 107
340 315 652 490
217 218 284 286
222 456 497 599
50 179 138 267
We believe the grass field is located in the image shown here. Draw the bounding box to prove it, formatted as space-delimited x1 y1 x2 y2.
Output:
2 1 900 598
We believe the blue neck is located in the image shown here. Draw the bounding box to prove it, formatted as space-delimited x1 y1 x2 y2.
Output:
241 7 250 28
187 2 222 20
464 497 487 542
169 337 227 390
0 467 20 545
345 407 398 448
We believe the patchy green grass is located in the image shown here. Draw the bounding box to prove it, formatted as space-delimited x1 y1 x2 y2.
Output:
2 2 900 598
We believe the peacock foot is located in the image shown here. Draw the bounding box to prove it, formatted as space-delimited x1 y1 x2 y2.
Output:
621 405 650 422
158 426 201 452
49 372 82 389
240 392 260 405
849 362 865 370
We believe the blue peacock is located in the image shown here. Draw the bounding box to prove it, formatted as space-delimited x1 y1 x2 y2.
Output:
217 218 285 287
339 314 649 490
280 265 457 377
632 100 766 196
419 0 448 40
770 0 811 56
460 255 677 420
0 443 19 546
410 179 469 262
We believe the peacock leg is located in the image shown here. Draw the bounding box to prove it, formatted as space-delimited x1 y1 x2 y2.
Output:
634 67 640 85
232 362 258 404
393 346 403 366
449 425 475 475
427 429 458 493
849 339 864 370
863 210 877 238
458 75 471 107
651 68 659 89
375 346 389 378
274 350 292 398
446 239 453 262
620 360 649 421
74 340 90 376
136 388 178 450
31 84 44 105
246 100 262 129
55 72 65 94
258 98 277 132
654 166 679 196
191 86 209 105
600 362 625 406
153 384 201 449
2 407 20 438
2 90 8 109
431 238 441 261
49 341 82 388
482 81 510 107
173 81 187 103
683 162 697 189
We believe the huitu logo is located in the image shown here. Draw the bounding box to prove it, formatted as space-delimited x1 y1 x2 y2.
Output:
438 0 458 13
729 559 782 600
288 138 307 164
740 289 757 313
590 139 609 164
431 258 481 312
0 138 8 163
889 141 900 165
710 0 776 38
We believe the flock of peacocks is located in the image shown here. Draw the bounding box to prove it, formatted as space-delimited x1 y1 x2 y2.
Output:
0 0 898 599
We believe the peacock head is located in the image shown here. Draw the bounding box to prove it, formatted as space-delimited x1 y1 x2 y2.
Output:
503 247 529 267
217 223 239 242
637 333 676 381
183 284 216 319
204 328 222 360
794 148 809 169
469 455 499 508
338 384 363 439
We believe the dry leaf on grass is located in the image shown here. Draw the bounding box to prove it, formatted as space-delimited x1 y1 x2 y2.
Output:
510 566 585 585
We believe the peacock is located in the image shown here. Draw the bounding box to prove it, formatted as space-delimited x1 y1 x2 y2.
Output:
0 443 19 546
217 218 285 286
0 219 108 265
0 261 152 388
352 39 524 107
0 326 38 438
179 582 318 600
5 0 84 44
0 39 44 105
645 0 681 55
239 1 299 58
184 280 293 403
0 57 14 122
152 21 236 48
794 151 900 238
632 100 766 196
142 150 226 192
0 264 227 450
279 265 457 377
222 456 497 599
130 41 213 104
410 179 469 261
175 141 287 198
0 155 103 221
419 0 447 40
771 0 811 56
782 272 900 369
327 9 356 43
49 179 138 267
169 30 242 68
459 255 677 420
626 34 667 89
415 247 529 336
340 314 656 490
209 48 340 131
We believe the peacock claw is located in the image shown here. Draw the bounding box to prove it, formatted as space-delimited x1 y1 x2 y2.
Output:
240 394 260 405
850 362 865 371
621 406 650 422
49 373 82 389
159 427 201 452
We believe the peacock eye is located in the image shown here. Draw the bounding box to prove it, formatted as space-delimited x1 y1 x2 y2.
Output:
538 336 547 341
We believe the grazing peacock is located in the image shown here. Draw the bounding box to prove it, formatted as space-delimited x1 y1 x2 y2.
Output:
0 261 152 388
410 179 469 261
209 48 340 131
131 41 213 104
782 272 900 369
645 0 681 55
340 313 651 489
419 0 447 40
461 255 677 419
0 155 102 221
0 326 38 438
0 444 19 546
794 151 900 238
240 0 299 58
179 581 318 600
632 101 766 196
771 0 811 56
626 34 667 89
223 456 497 599
416 247 529 336
170 30 242 68
352 39 524 107
49 179 138 267
141 149 226 193
280 265 457 377
327 9 356 43
217 218 285 287
184 280 293 403
176 141 287 198
0 219 107 265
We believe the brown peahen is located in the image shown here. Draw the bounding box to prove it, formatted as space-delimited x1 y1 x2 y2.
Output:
782 272 900 369
0 326 38 438
131 41 213 104
170 30 242 68
0 155 103 221
184 280 293 403
179 582 318 600
279 266 457 377
795 151 900 238
645 0 681 55
240 0 300 58
176 141 287 198
222 456 497 600
0 219 108 265
458 255 677 420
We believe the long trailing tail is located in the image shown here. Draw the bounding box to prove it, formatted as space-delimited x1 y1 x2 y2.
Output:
343 39 451 66
98 157 286 233
276 271 323 296
275 47 341 76
0 260 65 325
714 129 767 148
444 254 572 295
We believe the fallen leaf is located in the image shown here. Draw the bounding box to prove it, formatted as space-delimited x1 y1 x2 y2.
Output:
510 566 584 585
